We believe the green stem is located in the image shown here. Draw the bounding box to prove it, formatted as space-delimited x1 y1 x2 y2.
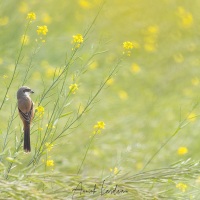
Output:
77 134 96 175
142 102 199 171
0 19 31 111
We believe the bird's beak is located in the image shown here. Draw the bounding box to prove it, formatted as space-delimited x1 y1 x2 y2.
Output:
31 90 34 94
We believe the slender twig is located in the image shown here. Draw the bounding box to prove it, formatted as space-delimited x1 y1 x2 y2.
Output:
77 134 95 175
0 19 31 111
53 59 121 141
142 101 199 171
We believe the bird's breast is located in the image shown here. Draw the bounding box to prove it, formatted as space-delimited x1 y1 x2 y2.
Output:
18 97 32 113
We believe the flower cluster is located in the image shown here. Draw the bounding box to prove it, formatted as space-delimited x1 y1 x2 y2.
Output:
0 16 9 26
122 41 139 56
177 7 193 28
144 25 159 52
27 12 36 21
44 142 54 170
46 123 55 129
187 112 196 122
110 167 119 175
3 75 8 79
69 83 78 94
131 63 141 74
43 155 54 170
72 34 84 49
35 105 45 118
123 41 133 56
93 121 105 134
46 159 54 167
123 41 133 50
177 146 188 155
176 183 187 192
106 78 114 86
118 90 128 100
45 142 54 152
94 121 105 129
38 127 43 131
37 25 48 35
46 67 61 78
73 34 83 43
191 77 199 86
79 0 91 9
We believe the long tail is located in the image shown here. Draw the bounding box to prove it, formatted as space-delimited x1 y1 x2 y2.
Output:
24 123 31 152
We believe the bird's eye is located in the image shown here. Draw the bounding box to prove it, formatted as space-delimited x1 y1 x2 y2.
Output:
23 89 31 93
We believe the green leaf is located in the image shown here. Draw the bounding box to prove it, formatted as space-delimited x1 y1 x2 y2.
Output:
6 157 22 165
59 111 73 118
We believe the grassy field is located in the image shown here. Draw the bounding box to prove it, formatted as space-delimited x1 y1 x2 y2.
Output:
1 0 200 199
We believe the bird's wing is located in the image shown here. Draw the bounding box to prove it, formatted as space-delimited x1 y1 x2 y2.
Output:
28 102 34 120
18 102 33 124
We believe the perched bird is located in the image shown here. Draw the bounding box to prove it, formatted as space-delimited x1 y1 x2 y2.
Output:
17 86 34 152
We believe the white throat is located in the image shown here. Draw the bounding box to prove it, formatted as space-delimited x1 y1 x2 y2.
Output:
24 92 31 97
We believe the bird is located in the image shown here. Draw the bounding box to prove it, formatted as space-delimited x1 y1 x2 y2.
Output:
17 86 34 152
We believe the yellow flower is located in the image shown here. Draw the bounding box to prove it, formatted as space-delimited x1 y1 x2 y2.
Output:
72 34 84 49
37 25 48 35
191 77 199 86
38 127 43 131
0 16 9 26
94 121 105 130
187 112 196 122
73 34 83 43
27 12 36 21
42 13 52 24
36 105 45 118
46 68 54 77
21 34 29 45
3 75 8 79
118 90 128 100
123 41 133 50
177 147 188 155
110 167 119 175
131 63 141 74
106 78 114 86
123 41 135 56
147 25 159 34
79 0 91 9
176 183 187 192
46 123 55 129
46 67 61 78
89 61 98 70
144 25 159 52
18 2 29 13
182 14 193 28
144 43 156 52
46 159 54 167
45 142 54 152
69 83 78 94
136 162 143 170
177 7 193 28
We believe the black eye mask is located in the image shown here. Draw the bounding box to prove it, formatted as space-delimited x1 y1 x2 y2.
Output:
23 89 31 93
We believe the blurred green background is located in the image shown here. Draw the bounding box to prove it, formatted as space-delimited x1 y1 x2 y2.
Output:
1 0 200 176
